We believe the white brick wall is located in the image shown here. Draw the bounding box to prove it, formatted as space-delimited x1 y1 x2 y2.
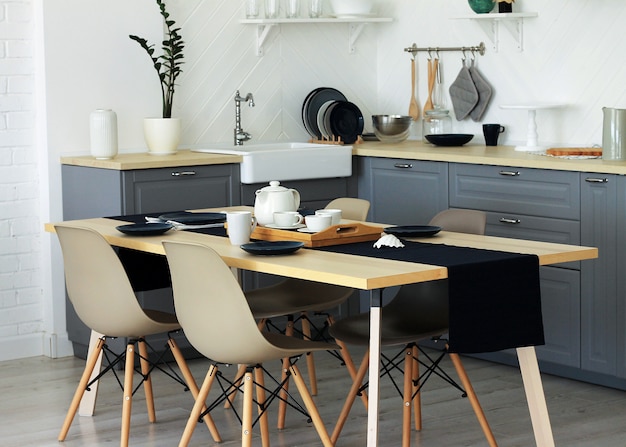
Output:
0 0 43 359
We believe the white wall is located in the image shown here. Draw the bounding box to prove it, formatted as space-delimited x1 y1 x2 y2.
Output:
3 0 626 361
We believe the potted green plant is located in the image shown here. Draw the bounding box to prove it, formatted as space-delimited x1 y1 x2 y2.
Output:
129 0 185 155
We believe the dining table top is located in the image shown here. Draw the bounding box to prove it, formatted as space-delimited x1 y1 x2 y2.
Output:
45 206 598 291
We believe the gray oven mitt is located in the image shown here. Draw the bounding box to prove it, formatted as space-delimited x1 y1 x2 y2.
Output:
469 62 493 122
448 63 479 120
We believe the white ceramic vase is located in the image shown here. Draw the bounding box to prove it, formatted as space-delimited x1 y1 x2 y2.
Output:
143 117 181 155
90 109 118 159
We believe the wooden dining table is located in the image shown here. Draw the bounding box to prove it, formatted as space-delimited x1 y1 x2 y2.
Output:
45 207 597 447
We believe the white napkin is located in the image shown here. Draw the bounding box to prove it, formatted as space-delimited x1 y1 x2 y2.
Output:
373 233 405 249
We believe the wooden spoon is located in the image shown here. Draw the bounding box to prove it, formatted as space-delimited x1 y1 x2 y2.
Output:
408 58 420 121
423 58 437 113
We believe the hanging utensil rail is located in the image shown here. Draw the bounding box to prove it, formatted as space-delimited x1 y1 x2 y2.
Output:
404 42 486 57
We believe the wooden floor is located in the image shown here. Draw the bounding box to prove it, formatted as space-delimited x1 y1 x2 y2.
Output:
3 347 626 446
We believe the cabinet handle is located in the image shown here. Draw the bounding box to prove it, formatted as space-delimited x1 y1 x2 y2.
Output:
585 177 609 183
499 217 521 224
171 171 197 177
393 163 413 169
498 170 521 176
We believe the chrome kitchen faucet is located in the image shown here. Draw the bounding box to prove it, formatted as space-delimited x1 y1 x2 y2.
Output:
234 90 255 145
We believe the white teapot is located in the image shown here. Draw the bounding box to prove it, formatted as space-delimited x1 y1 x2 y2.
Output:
254 181 300 226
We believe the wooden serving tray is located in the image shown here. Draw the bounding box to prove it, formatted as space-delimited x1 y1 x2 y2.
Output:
251 222 383 248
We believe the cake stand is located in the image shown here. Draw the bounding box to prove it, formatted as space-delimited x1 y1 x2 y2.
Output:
500 103 566 151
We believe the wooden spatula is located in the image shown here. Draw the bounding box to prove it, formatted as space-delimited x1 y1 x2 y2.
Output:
408 58 420 121
423 58 437 113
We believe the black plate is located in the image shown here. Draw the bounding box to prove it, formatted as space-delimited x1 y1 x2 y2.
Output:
158 212 226 225
424 134 474 147
240 241 305 255
329 101 364 144
383 225 442 237
116 222 173 236
303 88 347 139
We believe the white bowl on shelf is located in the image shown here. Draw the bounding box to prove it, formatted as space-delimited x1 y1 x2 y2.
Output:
329 0 375 17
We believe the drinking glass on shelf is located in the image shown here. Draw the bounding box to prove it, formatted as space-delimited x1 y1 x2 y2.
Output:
309 0 322 18
286 0 300 18
245 0 260 18
265 0 279 18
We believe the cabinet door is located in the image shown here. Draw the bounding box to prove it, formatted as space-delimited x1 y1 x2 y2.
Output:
123 164 241 214
358 157 448 225
617 176 626 378
536 266 581 367
581 173 618 375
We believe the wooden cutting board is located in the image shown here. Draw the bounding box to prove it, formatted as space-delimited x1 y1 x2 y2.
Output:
546 147 602 156
251 222 384 248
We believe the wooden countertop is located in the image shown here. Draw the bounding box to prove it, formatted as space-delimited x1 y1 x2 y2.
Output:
353 140 626 175
60 142 626 176
60 149 242 170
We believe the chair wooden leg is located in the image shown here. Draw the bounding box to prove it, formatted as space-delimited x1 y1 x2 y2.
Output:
277 316 294 430
58 337 105 441
242 371 254 447
225 320 267 410
120 342 136 447
167 338 222 442
289 364 333 447
412 345 422 431
138 340 156 423
335 337 369 409
402 347 413 447
178 364 218 447
448 352 498 447
331 349 370 444
254 366 270 447
301 312 318 395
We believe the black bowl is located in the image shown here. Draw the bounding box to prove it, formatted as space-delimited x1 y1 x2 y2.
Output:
425 134 474 147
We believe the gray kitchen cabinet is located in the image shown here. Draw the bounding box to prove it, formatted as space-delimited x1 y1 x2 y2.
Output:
357 157 448 225
61 162 241 359
580 172 618 377
449 163 582 369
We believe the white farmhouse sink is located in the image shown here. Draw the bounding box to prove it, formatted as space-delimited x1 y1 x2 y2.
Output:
192 142 352 184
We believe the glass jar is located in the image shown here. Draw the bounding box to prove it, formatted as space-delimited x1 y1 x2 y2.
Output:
422 109 452 137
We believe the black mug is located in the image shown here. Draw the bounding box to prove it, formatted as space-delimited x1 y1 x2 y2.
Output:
483 124 505 146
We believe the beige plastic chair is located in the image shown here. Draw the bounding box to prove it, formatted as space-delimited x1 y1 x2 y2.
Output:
326 197 370 220
54 224 220 447
328 209 497 447
241 197 371 428
163 240 337 447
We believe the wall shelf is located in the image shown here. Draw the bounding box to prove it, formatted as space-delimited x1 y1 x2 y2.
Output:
451 12 538 52
240 17 393 56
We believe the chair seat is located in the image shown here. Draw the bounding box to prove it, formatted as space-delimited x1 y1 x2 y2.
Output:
329 309 448 347
245 279 352 319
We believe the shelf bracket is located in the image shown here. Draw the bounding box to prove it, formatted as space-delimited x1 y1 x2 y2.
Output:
472 16 527 53
255 23 278 56
348 23 367 53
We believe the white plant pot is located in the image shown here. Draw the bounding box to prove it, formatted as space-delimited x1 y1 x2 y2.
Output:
143 117 181 155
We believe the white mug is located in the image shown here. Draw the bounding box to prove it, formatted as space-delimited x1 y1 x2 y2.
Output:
226 211 257 245
273 211 303 227
305 214 332 232
315 208 341 225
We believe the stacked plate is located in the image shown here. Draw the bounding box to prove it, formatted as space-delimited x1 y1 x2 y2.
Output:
302 87 364 144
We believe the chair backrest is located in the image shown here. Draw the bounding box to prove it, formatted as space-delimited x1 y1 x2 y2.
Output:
429 208 486 235
326 197 370 221
54 224 172 338
163 240 289 365
385 209 487 324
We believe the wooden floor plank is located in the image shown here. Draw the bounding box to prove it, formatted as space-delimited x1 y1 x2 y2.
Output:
2 348 626 446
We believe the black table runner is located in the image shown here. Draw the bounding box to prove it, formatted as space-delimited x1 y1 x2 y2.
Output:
111 213 544 353
319 241 544 354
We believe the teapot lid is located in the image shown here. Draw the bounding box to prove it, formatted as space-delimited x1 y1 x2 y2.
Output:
258 180 287 192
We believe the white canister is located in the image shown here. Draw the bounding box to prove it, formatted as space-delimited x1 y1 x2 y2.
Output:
90 109 118 159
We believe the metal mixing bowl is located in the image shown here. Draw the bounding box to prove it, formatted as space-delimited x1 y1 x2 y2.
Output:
372 115 412 143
